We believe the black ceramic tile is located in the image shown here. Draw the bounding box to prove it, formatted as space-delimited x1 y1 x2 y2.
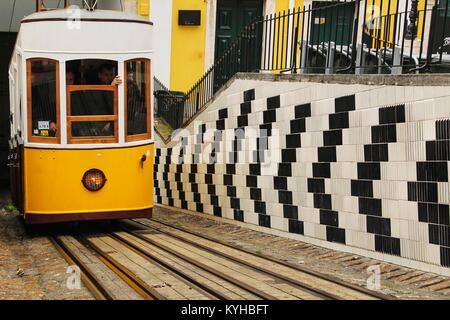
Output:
278 190 293 204
307 178 325 193
364 144 389 162
357 163 381 180
416 161 448 182
371 124 397 143
254 201 266 214
290 118 306 133
286 134 302 148
323 130 343 146
234 209 244 222
282 149 297 163
335 95 355 113
288 219 304 234
407 181 439 203
374 235 401 255
213 206 222 217
267 95 280 110
313 163 331 178
318 146 337 162
367 215 391 236
278 163 292 177
274 176 288 190
351 180 373 197
294 103 311 119
326 226 346 244
218 108 228 119
320 209 339 227
258 214 271 228
283 205 298 219
329 112 349 129
238 115 248 127
243 89 255 102
379 105 405 124
263 109 277 123
358 197 382 216
313 193 332 210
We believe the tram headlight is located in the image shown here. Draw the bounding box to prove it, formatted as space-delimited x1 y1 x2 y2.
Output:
82 169 107 191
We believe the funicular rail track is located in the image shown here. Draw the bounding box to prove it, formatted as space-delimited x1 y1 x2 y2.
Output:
51 219 395 300
131 218 395 300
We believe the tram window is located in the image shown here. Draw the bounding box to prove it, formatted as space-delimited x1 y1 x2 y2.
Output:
66 59 118 85
125 59 151 141
67 86 118 143
66 59 119 143
27 59 59 143
70 90 114 115
71 121 115 137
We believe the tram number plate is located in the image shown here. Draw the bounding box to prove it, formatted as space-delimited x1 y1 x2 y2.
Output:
38 121 50 130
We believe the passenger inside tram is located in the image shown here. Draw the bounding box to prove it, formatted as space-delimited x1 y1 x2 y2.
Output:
67 61 121 138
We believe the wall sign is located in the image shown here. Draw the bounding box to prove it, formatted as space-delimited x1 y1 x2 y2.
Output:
178 10 201 26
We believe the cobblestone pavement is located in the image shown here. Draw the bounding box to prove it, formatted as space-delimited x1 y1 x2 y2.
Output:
0 191 93 300
149 205 450 300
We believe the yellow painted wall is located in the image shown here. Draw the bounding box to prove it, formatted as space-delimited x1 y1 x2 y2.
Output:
275 0 290 13
417 0 427 40
365 0 399 47
24 144 154 214
294 0 303 9
170 0 207 92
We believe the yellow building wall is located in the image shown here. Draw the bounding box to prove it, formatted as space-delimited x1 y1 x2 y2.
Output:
170 0 207 92
169 0 305 90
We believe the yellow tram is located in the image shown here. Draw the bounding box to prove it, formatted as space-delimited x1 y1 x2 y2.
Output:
8 5 154 224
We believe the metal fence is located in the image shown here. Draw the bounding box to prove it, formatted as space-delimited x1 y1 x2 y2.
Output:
155 0 450 129
153 77 185 130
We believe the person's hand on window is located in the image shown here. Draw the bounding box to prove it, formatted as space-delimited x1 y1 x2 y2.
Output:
102 122 112 132
50 121 57 133
111 75 123 86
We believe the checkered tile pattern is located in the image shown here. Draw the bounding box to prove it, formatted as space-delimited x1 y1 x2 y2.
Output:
154 83 450 269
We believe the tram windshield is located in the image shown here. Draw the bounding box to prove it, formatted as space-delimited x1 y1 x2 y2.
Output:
66 59 118 142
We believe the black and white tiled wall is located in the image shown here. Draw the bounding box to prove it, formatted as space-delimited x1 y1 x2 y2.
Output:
154 80 450 273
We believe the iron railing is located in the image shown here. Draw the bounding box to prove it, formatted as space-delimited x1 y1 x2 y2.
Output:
156 0 450 129
153 77 185 130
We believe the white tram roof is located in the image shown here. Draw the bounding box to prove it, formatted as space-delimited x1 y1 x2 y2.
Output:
15 9 153 56
22 9 153 25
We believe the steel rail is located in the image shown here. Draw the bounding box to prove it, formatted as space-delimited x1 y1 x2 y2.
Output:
124 222 339 300
50 235 113 300
116 225 279 300
76 235 166 300
137 218 396 300
107 232 234 300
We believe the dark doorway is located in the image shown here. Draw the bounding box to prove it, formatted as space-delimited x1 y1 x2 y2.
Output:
215 0 264 62
310 1 355 46
429 0 450 54
0 32 17 189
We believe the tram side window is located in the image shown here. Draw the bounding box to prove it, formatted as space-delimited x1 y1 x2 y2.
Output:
28 59 59 142
125 59 151 140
